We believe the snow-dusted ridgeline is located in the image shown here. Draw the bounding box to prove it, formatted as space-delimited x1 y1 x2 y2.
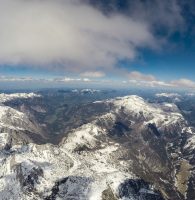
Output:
0 92 41 103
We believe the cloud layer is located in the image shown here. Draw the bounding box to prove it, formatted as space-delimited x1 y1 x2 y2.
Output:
1 72 195 90
0 0 194 90
126 71 195 89
171 79 195 88
128 71 156 82
0 0 157 71
80 71 105 78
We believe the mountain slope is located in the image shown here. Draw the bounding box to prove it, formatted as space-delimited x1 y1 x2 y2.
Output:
0 93 195 199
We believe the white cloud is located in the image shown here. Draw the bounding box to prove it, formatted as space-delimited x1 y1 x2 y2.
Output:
127 71 172 88
0 75 88 83
125 79 173 88
147 81 173 87
171 78 195 88
0 76 34 82
0 0 157 72
128 71 156 81
80 71 105 78
53 77 91 83
126 71 195 89
1 73 195 90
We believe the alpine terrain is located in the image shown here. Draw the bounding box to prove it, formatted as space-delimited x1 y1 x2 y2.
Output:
0 90 195 200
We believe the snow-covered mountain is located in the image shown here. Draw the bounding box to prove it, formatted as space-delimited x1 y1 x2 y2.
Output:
0 93 43 144
0 93 41 103
155 93 181 98
155 93 181 102
0 93 195 200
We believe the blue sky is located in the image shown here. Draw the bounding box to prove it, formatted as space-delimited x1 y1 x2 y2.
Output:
0 0 195 90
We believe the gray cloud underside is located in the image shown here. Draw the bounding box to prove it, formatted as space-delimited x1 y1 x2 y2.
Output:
0 0 158 71
0 0 186 71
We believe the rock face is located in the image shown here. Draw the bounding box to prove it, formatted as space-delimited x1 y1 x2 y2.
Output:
0 93 195 199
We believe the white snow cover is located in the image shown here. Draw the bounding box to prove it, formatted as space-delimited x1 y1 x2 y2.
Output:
184 127 195 149
0 122 135 200
155 93 181 98
185 135 195 149
81 89 100 93
0 92 41 131
0 132 9 150
0 105 40 133
102 95 185 128
0 93 194 200
0 93 137 199
0 92 41 103
64 124 101 151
